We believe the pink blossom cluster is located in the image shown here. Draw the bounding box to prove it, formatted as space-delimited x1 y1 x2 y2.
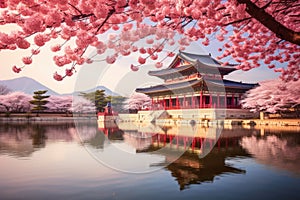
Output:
0 0 298 81
104 24 187 69
22 56 32 65
47 95 73 112
123 92 151 110
53 72 63 81
12 65 21 73
70 96 96 113
241 78 300 113
0 91 32 112
0 91 96 113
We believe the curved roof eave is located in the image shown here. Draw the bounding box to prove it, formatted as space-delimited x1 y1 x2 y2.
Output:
136 79 202 94
207 79 258 89
195 60 238 70
148 64 194 76
148 51 238 77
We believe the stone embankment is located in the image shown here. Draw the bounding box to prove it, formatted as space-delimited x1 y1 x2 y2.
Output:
0 116 97 123
141 118 300 127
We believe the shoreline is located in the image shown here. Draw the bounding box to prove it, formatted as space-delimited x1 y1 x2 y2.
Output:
0 114 97 123
1 115 299 127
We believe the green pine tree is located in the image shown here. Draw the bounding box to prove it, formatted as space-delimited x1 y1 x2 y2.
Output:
95 90 108 112
30 90 50 116
80 90 107 112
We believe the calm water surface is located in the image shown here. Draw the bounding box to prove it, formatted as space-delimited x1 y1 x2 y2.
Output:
0 121 299 200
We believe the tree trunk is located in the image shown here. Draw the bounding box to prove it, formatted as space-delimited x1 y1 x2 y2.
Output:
237 0 300 45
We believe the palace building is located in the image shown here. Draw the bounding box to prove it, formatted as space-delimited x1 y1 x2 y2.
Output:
134 51 257 121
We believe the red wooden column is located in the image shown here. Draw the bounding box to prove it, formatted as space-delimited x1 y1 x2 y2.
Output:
200 91 203 108
169 96 172 109
165 98 168 109
151 98 154 109
192 94 195 109
176 96 179 109
183 95 186 109
209 94 212 108
217 94 220 108
231 94 235 108
224 94 227 108
159 98 162 109
192 138 195 152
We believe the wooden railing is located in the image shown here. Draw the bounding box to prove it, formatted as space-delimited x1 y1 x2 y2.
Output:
147 104 242 110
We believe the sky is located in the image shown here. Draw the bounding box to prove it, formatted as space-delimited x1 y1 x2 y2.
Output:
0 25 280 97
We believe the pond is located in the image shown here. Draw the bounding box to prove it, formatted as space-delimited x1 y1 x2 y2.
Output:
0 121 299 200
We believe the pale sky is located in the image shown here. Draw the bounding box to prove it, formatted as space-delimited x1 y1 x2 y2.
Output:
0 25 280 97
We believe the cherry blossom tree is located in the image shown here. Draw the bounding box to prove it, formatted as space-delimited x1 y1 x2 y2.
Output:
0 0 299 82
241 78 300 113
0 91 32 112
123 92 151 113
69 96 96 113
47 95 73 113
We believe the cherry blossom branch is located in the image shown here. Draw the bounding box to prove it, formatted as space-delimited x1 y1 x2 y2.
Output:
96 9 115 33
71 13 94 21
237 0 300 45
222 17 252 26
67 3 83 15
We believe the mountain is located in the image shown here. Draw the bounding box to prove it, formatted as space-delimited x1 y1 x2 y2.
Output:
0 77 59 95
63 86 120 96
0 77 120 96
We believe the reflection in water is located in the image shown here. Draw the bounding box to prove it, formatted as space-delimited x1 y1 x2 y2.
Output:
0 121 299 193
0 122 101 157
141 144 249 190
31 125 47 148
114 122 300 189
166 149 247 190
241 133 300 176
0 123 35 157
135 128 251 190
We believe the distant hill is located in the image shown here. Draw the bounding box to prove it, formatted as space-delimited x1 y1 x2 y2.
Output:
63 86 120 96
0 77 120 96
0 77 60 95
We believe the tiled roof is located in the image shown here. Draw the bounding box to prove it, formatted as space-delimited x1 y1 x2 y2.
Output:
209 79 258 89
136 79 201 94
148 51 237 77
136 78 257 94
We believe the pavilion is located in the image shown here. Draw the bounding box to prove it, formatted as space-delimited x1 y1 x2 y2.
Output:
135 51 257 121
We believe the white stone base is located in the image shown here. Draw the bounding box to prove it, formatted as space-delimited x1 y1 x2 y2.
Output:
117 109 257 124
